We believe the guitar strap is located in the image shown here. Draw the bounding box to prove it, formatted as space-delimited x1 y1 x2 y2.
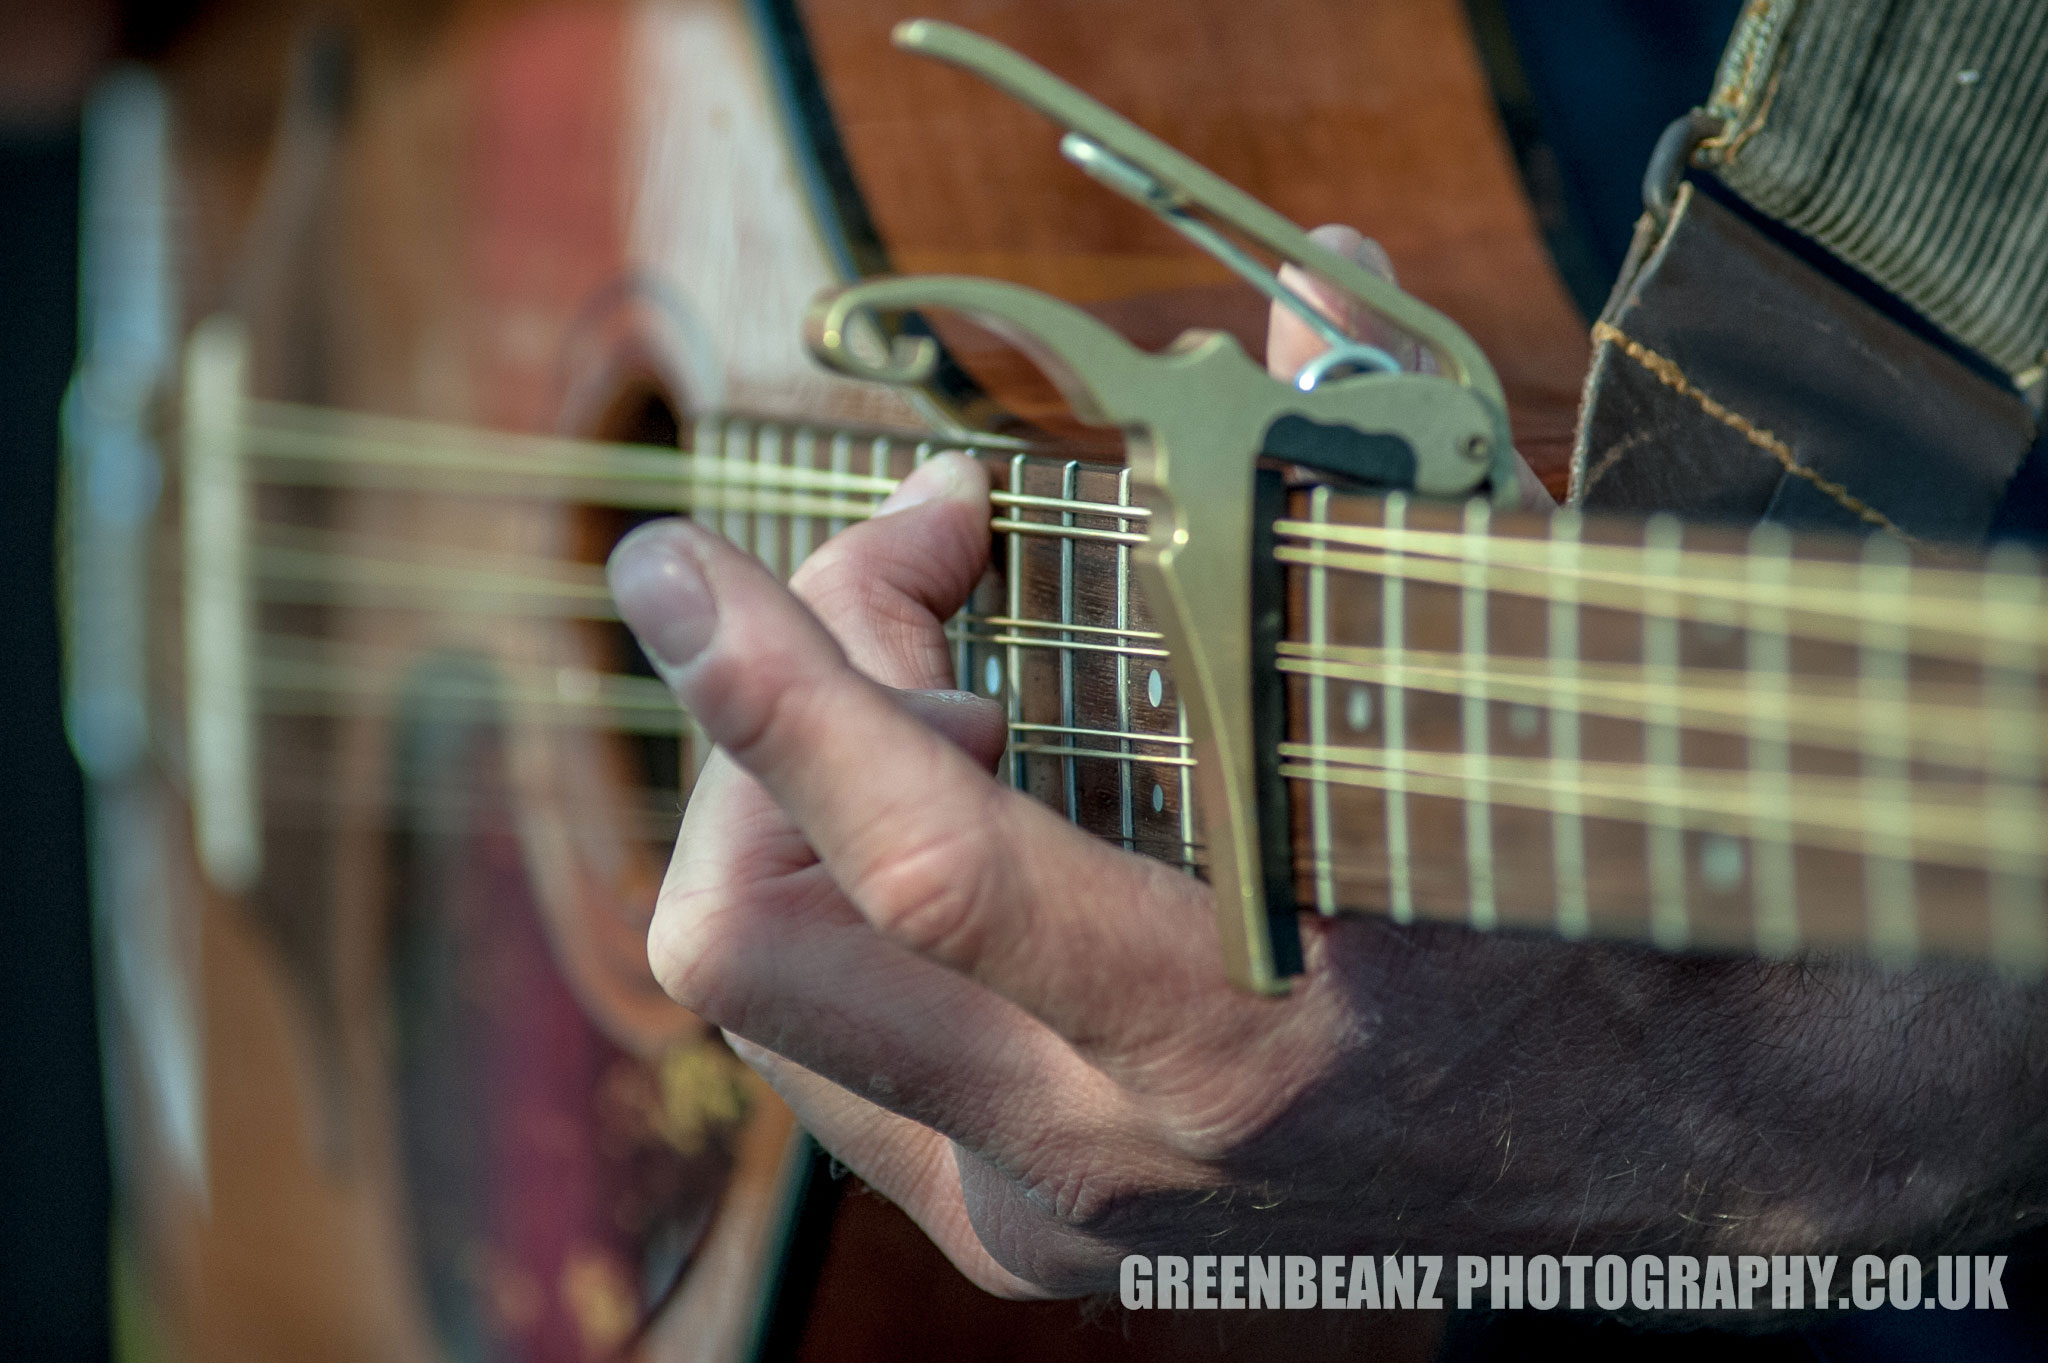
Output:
1572 0 2048 541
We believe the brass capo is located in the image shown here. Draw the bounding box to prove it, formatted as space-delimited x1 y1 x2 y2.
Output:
805 21 1516 993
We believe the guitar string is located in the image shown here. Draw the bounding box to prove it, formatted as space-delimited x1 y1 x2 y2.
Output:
244 624 2046 870
236 438 2044 657
234 570 2046 773
1272 649 2027 770
219 407 2048 902
243 401 2040 646
232 508 2046 772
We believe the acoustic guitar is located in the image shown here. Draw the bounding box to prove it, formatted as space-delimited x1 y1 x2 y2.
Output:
65 2 2041 1361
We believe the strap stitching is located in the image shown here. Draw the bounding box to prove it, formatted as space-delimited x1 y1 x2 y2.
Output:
1703 67 1783 167
1590 321 1917 543
1577 427 1657 500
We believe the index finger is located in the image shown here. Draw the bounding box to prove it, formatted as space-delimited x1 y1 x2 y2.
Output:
607 511 1226 1046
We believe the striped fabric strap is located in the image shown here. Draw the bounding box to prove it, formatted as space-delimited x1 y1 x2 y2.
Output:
1696 0 2048 384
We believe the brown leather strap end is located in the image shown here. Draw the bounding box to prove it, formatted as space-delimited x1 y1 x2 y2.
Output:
1572 182 2036 543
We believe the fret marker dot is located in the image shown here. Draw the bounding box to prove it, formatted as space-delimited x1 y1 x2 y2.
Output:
1147 668 1164 708
1509 703 1542 740
983 656 1002 696
1700 835 1745 891
1346 686 1373 731
1151 783 1165 813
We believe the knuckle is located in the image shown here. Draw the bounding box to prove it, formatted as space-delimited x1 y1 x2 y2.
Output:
799 556 928 642
858 818 1003 964
791 532 902 614
691 646 818 771
646 887 742 1022
787 531 858 600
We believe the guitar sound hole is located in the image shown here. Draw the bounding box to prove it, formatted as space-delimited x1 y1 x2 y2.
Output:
589 379 687 818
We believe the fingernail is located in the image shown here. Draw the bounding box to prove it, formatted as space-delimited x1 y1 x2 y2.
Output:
1308 222 1396 282
608 520 716 673
874 450 980 516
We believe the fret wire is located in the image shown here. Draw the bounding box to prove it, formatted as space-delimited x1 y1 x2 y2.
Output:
1643 516 1688 950
1382 493 1413 923
1178 695 1197 870
721 419 751 550
1309 487 1337 916
1116 467 1137 853
1746 524 1800 957
790 428 817 568
1059 461 1081 824
1006 455 1027 793
1547 510 1589 938
756 423 784 578
1859 536 1918 962
1460 499 1497 931
827 430 853 537
682 420 715 791
868 436 892 521
690 415 719 534
1984 544 2047 973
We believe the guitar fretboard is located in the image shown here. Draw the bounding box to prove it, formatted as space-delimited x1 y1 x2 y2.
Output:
221 402 2048 971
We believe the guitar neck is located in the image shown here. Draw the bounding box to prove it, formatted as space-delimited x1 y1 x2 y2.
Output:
227 403 2048 970
930 434 2048 972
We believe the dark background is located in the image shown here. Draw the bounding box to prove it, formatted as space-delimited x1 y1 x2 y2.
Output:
9 3 2032 1361
3 117 108 1363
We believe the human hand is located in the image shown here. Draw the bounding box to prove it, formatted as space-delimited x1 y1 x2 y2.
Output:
607 469 2048 1301
605 234 2048 1302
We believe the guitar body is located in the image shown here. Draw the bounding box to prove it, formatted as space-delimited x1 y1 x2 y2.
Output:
102 1 1582 1358
129 4 899 1358
790 0 1588 479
